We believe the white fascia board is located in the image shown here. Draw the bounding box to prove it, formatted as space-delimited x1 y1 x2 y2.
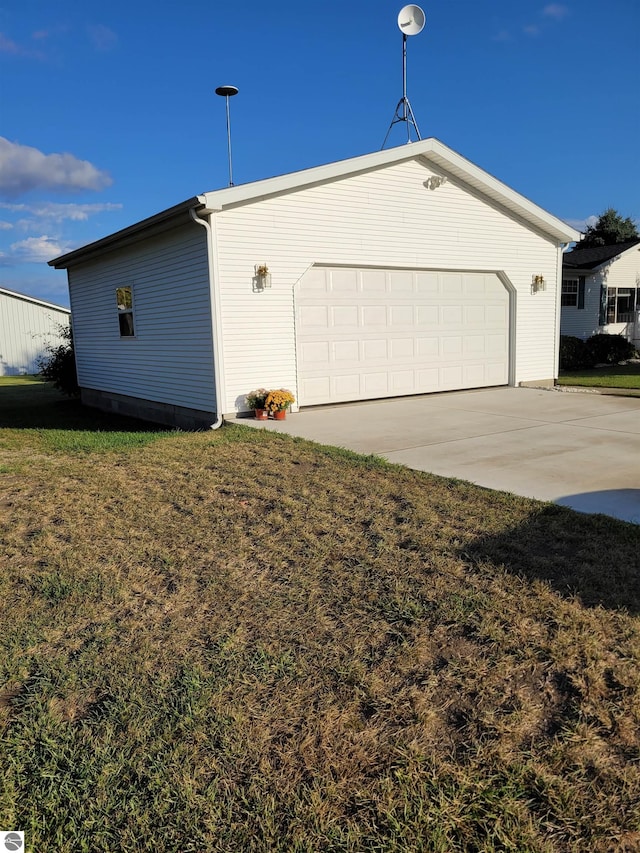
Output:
0 286 71 313
198 143 428 212
199 137 581 244
420 141 581 244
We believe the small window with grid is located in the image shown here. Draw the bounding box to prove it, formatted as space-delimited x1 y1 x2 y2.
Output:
561 279 579 307
116 286 135 337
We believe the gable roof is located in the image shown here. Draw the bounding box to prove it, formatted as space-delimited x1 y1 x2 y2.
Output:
50 138 580 270
0 285 71 313
563 238 640 271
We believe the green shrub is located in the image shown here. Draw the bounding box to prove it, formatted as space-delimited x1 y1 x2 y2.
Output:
559 336 594 371
585 333 636 365
37 324 79 397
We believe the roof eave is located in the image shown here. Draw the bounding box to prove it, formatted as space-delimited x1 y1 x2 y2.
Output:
0 286 71 312
200 138 581 244
48 196 204 269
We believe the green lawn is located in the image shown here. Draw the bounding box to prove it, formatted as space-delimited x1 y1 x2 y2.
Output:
558 363 640 390
1 378 639 852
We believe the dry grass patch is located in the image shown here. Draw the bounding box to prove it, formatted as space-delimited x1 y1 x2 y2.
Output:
0 393 639 851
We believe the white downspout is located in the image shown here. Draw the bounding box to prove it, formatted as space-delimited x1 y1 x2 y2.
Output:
554 242 571 381
190 206 224 430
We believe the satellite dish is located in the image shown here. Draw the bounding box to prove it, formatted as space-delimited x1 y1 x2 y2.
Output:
397 4 425 36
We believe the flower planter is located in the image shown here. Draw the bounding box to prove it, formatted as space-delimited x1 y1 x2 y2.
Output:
272 410 287 421
254 408 268 420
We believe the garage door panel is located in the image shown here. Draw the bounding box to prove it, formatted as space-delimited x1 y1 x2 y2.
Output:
333 374 361 397
391 370 415 391
487 362 509 383
390 338 414 359
331 306 358 326
442 336 463 355
416 337 440 356
389 271 414 292
296 267 509 405
390 306 413 325
416 272 440 293
334 340 359 362
416 306 439 326
331 269 358 292
362 305 386 326
443 275 463 294
299 305 329 329
465 305 485 325
442 306 463 324
361 269 387 292
464 335 486 355
363 339 388 360
362 373 388 394
486 305 508 325
487 333 508 354
300 341 330 365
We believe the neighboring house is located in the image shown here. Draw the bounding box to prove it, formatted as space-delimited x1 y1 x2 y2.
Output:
49 138 579 429
0 287 71 376
561 239 640 345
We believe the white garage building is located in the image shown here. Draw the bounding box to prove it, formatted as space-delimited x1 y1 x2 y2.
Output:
50 139 579 428
0 287 71 376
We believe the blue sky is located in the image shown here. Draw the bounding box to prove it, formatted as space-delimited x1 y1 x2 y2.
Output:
1 0 638 307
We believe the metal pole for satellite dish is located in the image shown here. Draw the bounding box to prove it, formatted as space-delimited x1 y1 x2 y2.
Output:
382 6 425 148
402 33 408 135
215 85 239 186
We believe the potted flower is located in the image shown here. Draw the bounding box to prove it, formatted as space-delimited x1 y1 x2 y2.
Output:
264 389 295 420
246 388 269 420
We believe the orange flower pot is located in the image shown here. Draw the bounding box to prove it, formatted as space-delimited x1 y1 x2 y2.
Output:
254 409 268 420
272 410 287 420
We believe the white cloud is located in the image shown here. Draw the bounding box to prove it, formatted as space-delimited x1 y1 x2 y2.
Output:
6 235 72 264
543 4 569 21
565 215 597 232
87 24 118 52
524 24 540 36
0 138 112 197
492 30 511 42
0 221 13 230
0 200 122 224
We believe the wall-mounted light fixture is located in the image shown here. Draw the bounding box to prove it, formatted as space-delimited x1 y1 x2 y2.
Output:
253 263 271 292
424 175 447 190
531 274 546 294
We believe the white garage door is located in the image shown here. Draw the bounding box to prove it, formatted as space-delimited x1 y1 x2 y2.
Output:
296 266 510 406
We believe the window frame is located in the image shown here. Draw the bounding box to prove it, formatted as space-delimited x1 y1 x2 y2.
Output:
561 278 579 307
606 286 639 324
116 285 136 338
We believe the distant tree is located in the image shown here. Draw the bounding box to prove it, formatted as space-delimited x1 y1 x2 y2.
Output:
580 208 639 248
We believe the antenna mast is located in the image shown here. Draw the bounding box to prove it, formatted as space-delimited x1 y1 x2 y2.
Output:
382 5 425 148
215 85 239 186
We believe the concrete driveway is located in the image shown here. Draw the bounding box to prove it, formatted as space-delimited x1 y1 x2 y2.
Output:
239 387 640 524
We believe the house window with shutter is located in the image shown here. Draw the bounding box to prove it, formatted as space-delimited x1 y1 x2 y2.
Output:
116 286 135 337
562 277 585 309
561 279 579 307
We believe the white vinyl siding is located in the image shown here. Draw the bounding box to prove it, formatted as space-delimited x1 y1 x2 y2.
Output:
68 224 215 412
0 290 70 376
560 244 640 342
213 158 560 411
